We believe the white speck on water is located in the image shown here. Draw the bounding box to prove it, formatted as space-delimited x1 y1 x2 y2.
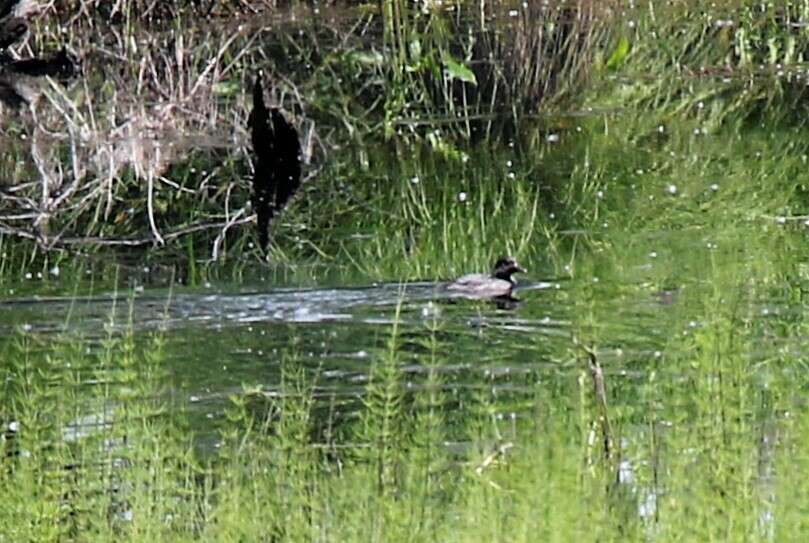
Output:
697 101 704 109
549 213 555 219
710 183 719 191
190 396 200 402
658 125 665 133
458 192 467 202
508 9 518 16
666 184 678 195
24 272 32 280
546 133 560 143
596 190 604 199
410 176 420 184
508 172 516 179
506 160 513 167
49 265 60 277
775 216 787 224
649 251 658 258
593 277 600 283
654 351 662 358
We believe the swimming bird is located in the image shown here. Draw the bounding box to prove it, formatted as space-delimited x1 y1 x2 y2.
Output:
446 257 526 299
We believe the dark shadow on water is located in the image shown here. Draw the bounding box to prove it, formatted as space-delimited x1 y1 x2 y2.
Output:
249 75 302 251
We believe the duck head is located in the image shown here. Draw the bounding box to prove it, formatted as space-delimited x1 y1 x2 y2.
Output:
492 257 526 284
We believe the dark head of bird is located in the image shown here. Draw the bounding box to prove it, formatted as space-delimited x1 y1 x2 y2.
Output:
492 257 526 284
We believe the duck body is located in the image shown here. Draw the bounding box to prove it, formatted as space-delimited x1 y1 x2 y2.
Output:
446 257 526 299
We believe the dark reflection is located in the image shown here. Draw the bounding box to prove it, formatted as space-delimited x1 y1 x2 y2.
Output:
0 16 25 49
3 48 78 78
248 75 302 251
0 1 78 111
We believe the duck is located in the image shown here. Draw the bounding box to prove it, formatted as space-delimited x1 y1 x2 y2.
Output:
446 257 526 299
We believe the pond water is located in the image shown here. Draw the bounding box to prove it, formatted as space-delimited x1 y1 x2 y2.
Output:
3 0 809 539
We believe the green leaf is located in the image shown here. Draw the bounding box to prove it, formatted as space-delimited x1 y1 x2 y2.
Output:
442 54 477 85
606 36 631 70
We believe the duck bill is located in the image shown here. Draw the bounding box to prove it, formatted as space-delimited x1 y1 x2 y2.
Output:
515 265 527 274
